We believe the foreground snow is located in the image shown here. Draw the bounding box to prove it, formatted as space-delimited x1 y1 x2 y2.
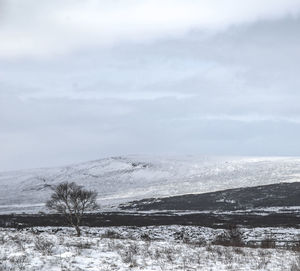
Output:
1 226 300 271
1 155 300 213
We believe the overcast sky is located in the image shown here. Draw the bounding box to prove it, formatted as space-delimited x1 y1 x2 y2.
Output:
1 0 300 171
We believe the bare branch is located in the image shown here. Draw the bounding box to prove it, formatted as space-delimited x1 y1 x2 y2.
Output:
46 182 99 236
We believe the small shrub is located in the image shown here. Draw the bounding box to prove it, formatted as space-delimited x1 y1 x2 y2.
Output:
0 262 14 271
34 236 55 255
212 225 244 247
9 254 27 270
10 235 25 251
227 224 244 247
154 248 163 260
193 236 207 247
0 235 5 245
291 255 300 271
292 241 300 252
260 238 276 249
73 240 93 249
212 233 230 246
140 233 151 241
291 263 300 271
119 249 137 266
107 239 124 251
165 248 175 263
102 230 122 239
233 247 244 255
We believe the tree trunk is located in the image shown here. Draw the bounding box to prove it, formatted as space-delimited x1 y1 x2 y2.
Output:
75 225 81 237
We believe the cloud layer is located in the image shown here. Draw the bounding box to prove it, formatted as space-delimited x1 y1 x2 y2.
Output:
1 0 300 58
1 1 300 170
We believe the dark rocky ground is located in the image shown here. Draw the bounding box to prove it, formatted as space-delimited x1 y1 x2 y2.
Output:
1 211 300 229
120 182 300 211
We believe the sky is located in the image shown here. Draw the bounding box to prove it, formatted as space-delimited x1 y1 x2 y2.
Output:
1 0 300 171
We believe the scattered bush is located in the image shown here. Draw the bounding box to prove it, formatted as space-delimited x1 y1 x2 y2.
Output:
8 254 27 270
118 245 138 267
212 225 244 247
34 236 55 255
292 241 300 252
102 230 122 239
291 254 300 271
73 240 93 249
261 238 276 249
140 233 151 241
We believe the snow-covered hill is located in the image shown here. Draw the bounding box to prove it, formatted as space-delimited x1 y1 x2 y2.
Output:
1 156 300 213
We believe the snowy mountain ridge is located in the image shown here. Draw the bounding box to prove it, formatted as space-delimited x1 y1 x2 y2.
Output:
0 155 300 213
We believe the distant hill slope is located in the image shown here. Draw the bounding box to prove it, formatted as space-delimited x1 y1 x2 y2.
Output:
120 182 300 212
0 156 300 213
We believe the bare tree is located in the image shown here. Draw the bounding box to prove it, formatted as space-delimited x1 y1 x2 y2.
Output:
46 182 99 236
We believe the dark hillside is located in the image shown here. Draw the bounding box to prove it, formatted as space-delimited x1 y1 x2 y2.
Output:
120 182 300 211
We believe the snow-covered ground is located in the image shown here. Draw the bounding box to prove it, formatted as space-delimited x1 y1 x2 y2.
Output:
1 226 300 271
1 155 300 213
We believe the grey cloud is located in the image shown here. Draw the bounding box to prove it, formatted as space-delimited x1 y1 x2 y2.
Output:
1 7 300 170
1 0 300 58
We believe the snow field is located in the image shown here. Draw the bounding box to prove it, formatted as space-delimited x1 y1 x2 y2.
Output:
0 226 300 271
